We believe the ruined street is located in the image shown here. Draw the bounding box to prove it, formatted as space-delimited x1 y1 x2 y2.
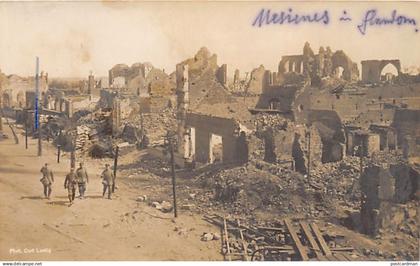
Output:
0 124 222 260
1 2 419 262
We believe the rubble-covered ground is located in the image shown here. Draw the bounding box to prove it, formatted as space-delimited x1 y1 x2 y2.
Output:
116 148 418 261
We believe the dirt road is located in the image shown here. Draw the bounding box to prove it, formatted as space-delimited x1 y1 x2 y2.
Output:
0 124 222 260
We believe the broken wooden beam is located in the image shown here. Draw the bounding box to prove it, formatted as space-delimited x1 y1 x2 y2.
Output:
300 221 323 260
223 218 232 261
284 219 309 261
310 223 332 256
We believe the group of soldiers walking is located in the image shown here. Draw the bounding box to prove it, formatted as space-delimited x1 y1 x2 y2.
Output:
40 162 116 206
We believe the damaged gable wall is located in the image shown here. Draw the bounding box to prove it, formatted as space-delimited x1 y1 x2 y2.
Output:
176 47 228 110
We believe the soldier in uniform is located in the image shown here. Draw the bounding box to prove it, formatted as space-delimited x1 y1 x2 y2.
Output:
40 163 54 199
76 162 89 199
64 168 77 206
100 164 114 199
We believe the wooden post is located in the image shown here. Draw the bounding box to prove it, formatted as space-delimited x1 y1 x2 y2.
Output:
169 139 178 218
25 119 28 149
359 142 364 177
57 145 61 163
112 145 119 193
0 99 3 132
38 107 42 156
307 130 311 181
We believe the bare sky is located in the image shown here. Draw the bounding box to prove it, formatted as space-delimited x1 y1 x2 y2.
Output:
0 1 419 78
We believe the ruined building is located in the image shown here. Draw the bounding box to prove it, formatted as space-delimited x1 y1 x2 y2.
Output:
108 62 175 113
1 72 49 109
175 48 249 165
278 42 359 85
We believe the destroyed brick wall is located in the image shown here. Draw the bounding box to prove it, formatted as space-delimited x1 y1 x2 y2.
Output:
261 126 295 163
292 124 323 174
360 163 418 236
99 89 119 109
391 109 420 158
255 84 303 115
176 47 228 109
360 164 395 236
216 64 227 86
254 114 295 164
294 107 346 163
246 65 270 95
390 164 419 203
345 130 381 157
293 81 420 125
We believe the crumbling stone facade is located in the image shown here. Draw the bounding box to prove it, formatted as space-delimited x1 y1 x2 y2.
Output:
278 42 359 84
361 60 401 83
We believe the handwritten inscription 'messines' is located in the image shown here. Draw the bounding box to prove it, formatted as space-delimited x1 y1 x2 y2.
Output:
252 8 330 27
252 8 418 35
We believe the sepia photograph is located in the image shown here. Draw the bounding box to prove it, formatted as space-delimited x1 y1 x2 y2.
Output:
0 0 419 264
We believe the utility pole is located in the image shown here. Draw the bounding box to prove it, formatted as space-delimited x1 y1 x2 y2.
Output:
359 141 364 176
57 145 61 163
0 94 3 132
169 138 178 218
25 118 28 149
112 145 119 193
35 57 42 156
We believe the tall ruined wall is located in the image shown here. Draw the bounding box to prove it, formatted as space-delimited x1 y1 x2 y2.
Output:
360 163 418 236
392 109 420 157
177 47 229 109
278 42 359 83
246 66 271 95
361 60 401 83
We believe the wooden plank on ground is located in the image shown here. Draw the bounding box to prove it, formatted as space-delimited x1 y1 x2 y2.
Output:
333 253 349 261
284 219 309 261
341 253 355 261
310 223 332 256
331 247 354 252
223 218 232 261
300 221 323 260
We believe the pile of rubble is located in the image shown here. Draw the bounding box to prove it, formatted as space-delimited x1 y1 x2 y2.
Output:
309 156 361 210
193 163 327 218
75 125 92 152
254 113 289 131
